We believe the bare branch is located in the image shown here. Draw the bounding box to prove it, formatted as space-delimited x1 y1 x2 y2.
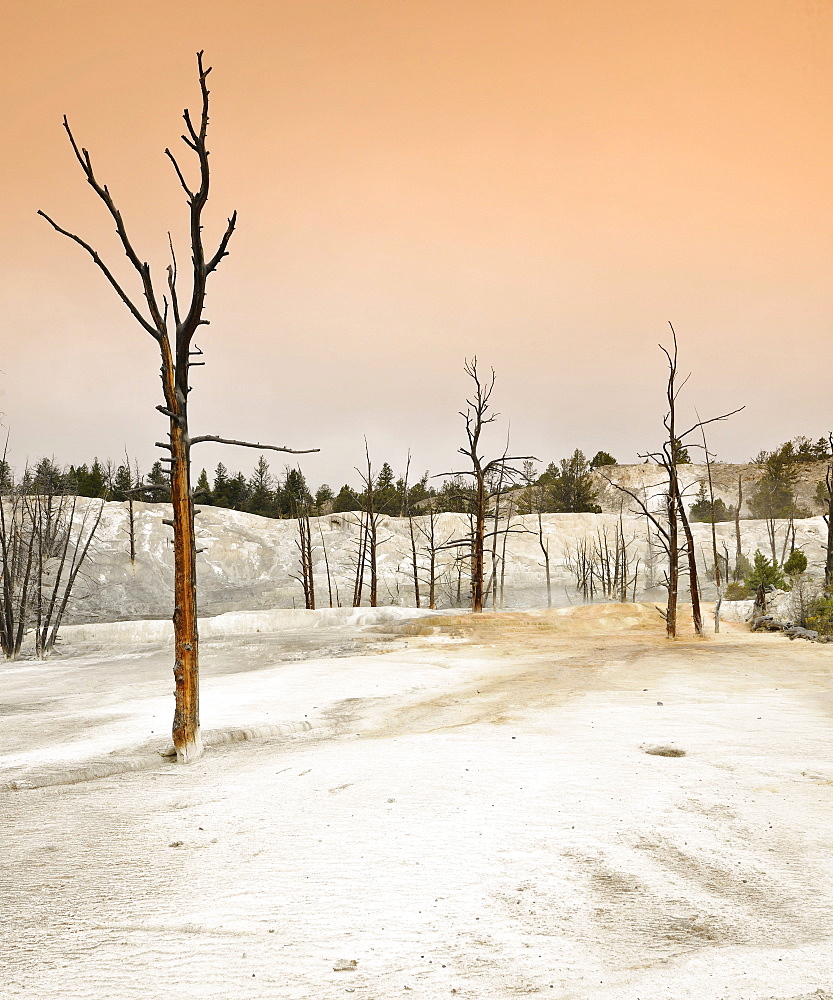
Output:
676 406 746 444
189 435 319 454
37 210 160 340
206 212 237 274
165 148 194 200
58 117 166 331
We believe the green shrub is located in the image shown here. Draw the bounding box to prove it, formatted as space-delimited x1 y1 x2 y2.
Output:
783 549 808 577
805 592 833 636
724 581 749 601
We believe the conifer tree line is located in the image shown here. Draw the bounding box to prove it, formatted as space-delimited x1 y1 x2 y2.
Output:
0 433 830 523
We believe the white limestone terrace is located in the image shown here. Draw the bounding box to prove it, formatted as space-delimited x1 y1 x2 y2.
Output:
56 497 830 623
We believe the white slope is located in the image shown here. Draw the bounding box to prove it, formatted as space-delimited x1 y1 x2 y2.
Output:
62 498 830 623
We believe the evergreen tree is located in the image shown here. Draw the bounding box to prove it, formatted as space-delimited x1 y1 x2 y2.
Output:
314 484 335 514
373 462 399 515
749 446 804 520
224 472 249 510
0 459 12 493
195 469 212 502
547 450 601 513
32 457 64 495
688 481 735 523
90 458 107 497
247 456 275 516
283 468 311 514
589 450 617 469
671 437 691 465
746 550 786 592
332 484 359 513
146 460 171 502
112 463 133 500
212 462 230 507
436 474 475 513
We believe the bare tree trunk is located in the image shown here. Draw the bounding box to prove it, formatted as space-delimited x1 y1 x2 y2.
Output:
445 360 534 614
703 430 722 632
401 456 421 608
537 505 551 608
368 512 378 608
408 516 421 608
127 495 136 563
826 444 833 588
666 489 678 639
353 512 367 607
428 504 438 609
734 474 743 577
317 518 334 608
499 498 513 608
168 396 201 761
676 488 703 636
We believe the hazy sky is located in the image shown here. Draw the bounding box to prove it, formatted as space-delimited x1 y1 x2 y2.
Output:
2 0 832 487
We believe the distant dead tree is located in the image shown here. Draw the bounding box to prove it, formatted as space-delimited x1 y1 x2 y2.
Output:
414 499 456 609
734 473 744 581
698 418 722 631
825 433 833 588
288 477 315 610
604 326 741 637
401 452 421 608
349 444 394 608
316 518 335 608
442 359 535 613
521 465 553 609
40 53 317 761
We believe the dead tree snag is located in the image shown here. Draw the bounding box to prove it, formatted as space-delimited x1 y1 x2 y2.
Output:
40 53 317 762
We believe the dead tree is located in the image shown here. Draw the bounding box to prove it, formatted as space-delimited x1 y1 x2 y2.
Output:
700 421 722 631
40 53 317 761
414 499 456 609
734 474 744 581
289 485 315 610
537 499 552 608
401 453 421 608
638 326 741 637
443 359 534 613
602 328 740 637
316 518 335 608
825 433 833 588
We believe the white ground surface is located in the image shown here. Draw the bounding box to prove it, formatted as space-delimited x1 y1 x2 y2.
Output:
2 604 833 1000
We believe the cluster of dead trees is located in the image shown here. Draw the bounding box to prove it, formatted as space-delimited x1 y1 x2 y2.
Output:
566 518 641 603
0 476 103 660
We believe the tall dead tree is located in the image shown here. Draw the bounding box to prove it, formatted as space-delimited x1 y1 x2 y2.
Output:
734 474 744 580
604 326 741 638
640 329 741 637
401 452 421 608
444 359 534 613
289 481 316 610
699 420 722 632
40 53 317 761
826 433 833 588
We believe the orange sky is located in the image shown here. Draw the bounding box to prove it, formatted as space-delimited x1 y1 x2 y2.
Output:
2 0 832 485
